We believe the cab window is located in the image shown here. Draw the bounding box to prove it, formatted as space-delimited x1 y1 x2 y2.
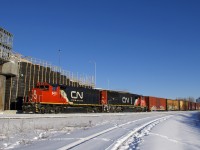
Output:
53 86 57 91
37 85 49 91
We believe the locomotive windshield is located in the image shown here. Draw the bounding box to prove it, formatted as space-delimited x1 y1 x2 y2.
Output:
36 85 49 91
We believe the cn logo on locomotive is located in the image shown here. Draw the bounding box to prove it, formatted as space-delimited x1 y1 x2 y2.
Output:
122 97 133 104
71 91 83 99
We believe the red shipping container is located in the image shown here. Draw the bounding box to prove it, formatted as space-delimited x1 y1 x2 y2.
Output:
188 102 193 110
192 102 196 110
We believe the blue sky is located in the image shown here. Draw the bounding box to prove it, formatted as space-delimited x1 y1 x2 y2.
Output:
1 0 200 99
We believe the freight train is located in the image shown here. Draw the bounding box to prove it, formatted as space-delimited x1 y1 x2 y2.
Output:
22 82 200 113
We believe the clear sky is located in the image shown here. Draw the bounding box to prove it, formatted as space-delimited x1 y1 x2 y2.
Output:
1 0 200 99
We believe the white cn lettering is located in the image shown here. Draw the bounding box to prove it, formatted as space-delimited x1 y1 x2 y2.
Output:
71 91 83 99
122 97 129 103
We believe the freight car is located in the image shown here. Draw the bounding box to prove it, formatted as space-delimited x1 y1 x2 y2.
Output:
188 102 196 110
196 103 200 110
179 100 189 111
145 96 167 111
22 82 147 113
167 99 179 111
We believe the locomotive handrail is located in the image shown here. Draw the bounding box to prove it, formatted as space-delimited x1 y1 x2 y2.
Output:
38 95 43 103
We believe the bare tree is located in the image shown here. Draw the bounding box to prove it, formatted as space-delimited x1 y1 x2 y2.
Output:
176 97 195 102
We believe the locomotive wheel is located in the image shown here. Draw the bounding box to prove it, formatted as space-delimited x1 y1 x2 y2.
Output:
40 107 45 114
25 105 35 113
116 107 123 112
110 106 116 113
50 107 55 113
45 106 52 113
55 107 61 114
92 107 98 113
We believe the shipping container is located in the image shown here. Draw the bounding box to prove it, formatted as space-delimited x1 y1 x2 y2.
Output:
192 102 196 110
167 99 179 111
179 100 189 111
185 101 189 110
188 102 192 110
145 96 167 111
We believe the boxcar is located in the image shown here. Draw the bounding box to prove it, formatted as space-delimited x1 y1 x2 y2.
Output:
188 102 192 110
145 96 167 111
192 102 196 110
196 103 200 110
167 99 179 111
179 100 189 111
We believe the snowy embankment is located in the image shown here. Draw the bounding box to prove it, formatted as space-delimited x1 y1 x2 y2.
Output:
0 114 104 149
111 111 200 150
0 112 199 150
0 112 152 149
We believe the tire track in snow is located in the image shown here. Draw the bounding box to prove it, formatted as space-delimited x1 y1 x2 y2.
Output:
109 115 173 150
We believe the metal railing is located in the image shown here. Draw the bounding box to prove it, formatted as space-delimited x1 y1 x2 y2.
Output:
10 51 95 88
0 27 13 62
0 27 13 48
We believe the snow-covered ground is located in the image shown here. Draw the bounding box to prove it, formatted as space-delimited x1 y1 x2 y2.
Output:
0 111 199 150
0 113 109 149
0 112 154 149
116 111 200 150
